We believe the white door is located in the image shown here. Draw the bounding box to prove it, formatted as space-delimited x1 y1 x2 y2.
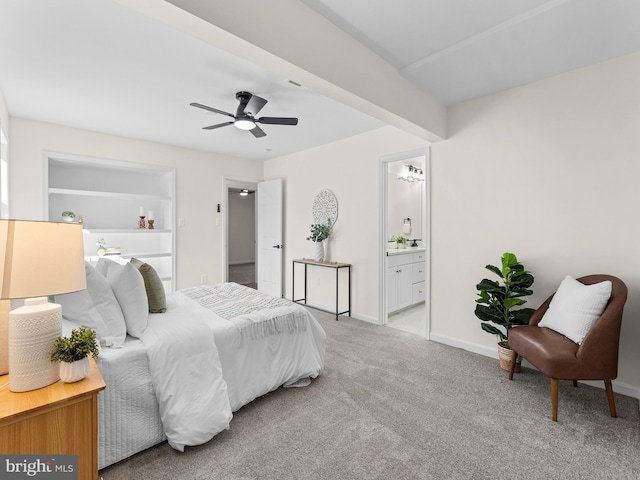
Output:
257 178 283 296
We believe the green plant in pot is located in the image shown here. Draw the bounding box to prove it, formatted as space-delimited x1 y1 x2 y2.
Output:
306 219 332 262
395 235 408 248
50 326 100 383
474 252 535 372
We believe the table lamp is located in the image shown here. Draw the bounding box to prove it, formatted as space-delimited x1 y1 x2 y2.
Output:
0 220 86 392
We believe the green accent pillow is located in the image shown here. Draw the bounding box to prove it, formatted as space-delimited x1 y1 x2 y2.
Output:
130 258 167 313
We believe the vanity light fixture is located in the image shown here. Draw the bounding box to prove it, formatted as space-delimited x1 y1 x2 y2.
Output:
240 189 249 196
397 164 425 182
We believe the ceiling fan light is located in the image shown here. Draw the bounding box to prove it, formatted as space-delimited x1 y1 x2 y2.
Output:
234 119 256 131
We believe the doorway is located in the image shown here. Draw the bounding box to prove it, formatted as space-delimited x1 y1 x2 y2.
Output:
379 149 430 338
226 180 258 289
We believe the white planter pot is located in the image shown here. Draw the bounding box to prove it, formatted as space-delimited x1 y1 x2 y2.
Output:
314 241 324 262
59 356 90 383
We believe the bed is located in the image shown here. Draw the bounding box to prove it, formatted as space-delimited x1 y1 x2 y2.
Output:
56 260 326 469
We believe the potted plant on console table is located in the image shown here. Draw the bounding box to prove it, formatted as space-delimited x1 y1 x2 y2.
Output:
474 252 535 372
306 219 332 262
50 326 100 383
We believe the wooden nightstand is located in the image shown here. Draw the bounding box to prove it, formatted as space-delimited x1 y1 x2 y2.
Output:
0 357 105 480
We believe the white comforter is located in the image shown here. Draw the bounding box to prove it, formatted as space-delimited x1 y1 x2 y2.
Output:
88 284 326 468
140 293 232 451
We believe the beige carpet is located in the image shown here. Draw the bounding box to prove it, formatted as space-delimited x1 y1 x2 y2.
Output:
100 309 640 479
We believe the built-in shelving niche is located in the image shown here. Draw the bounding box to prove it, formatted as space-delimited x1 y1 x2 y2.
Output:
44 153 175 291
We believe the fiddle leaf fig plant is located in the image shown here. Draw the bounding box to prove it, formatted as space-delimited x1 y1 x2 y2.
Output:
475 252 535 345
50 326 100 363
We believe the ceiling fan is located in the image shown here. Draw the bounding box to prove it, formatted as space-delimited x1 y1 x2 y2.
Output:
190 91 298 138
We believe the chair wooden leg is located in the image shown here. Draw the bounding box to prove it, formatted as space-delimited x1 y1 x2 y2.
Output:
508 352 518 380
604 379 617 418
551 378 559 422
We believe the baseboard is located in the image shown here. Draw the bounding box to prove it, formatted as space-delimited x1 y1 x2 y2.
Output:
282 295 377 324
429 333 640 401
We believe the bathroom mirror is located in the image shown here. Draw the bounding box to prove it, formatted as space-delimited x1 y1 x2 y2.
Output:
386 157 424 244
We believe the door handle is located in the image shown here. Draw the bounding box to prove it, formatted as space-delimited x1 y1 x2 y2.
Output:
272 244 283 249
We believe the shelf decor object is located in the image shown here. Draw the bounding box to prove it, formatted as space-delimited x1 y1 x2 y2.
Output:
0 220 87 392
138 206 146 229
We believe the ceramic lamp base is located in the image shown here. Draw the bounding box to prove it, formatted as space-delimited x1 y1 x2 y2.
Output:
8 297 62 392
0 300 9 375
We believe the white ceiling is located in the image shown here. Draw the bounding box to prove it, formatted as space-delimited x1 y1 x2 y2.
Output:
0 0 384 160
303 0 640 105
1 0 639 160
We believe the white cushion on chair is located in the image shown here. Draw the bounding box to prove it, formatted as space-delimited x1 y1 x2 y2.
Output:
538 275 612 344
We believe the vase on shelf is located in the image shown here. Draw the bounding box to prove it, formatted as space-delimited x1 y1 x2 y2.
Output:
314 241 324 262
97 246 106 256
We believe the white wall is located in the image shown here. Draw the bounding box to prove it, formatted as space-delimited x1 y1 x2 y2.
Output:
0 89 8 217
264 126 429 322
0 89 8 136
8 118 263 290
430 51 640 392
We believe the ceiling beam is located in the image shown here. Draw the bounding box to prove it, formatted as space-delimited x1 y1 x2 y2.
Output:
117 0 446 143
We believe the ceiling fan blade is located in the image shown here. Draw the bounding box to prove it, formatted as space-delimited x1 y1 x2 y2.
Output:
246 94 268 116
249 125 267 138
203 121 234 130
257 117 298 126
190 102 234 118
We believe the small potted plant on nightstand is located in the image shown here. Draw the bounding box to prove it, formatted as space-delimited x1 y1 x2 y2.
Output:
50 326 100 383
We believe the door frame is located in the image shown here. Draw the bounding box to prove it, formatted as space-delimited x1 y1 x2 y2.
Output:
223 175 260 283
378 148 431 338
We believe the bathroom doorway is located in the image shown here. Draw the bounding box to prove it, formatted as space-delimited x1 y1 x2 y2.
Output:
379 149 430 338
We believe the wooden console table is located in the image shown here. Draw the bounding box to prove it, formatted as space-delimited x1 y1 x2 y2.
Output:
0 357 106 480
292 258 351 320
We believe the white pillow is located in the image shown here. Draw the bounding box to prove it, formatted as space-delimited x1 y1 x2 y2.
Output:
96 258 149 338
538 275 612 344
55 262 127 348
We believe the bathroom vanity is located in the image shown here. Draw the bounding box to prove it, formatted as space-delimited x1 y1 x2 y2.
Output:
386 248 426 313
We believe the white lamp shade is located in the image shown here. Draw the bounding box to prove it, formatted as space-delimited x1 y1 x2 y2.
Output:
0 220 87 299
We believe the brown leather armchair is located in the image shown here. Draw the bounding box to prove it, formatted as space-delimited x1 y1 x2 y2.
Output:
507 274 628 421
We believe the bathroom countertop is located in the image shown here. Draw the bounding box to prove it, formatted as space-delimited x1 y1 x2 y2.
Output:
387 247 425 256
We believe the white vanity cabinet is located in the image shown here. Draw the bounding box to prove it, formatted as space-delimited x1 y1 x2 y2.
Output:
387 250 426 313
45 153 175 291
